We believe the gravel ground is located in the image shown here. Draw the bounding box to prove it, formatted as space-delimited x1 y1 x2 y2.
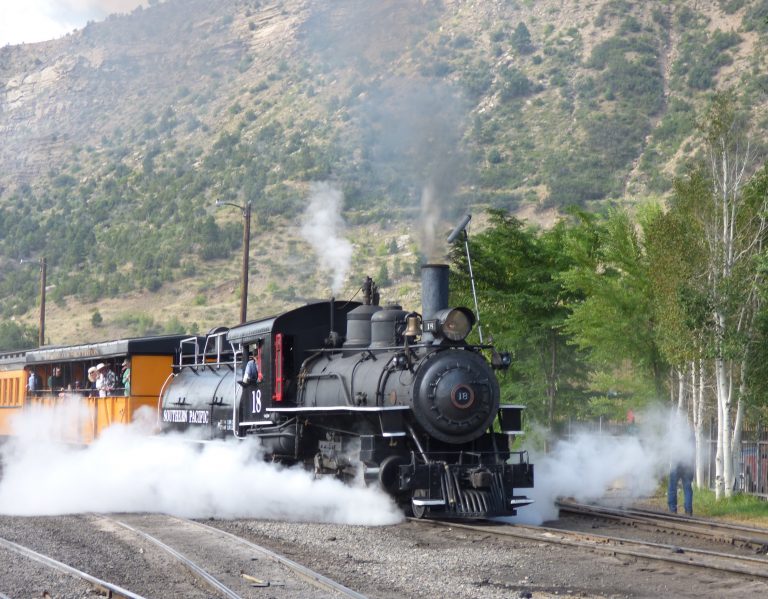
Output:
209 517 768 599
0 514 215 598
1 512 768 599
0 545 94 599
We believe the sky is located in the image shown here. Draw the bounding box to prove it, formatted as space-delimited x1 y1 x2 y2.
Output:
0 1 148 47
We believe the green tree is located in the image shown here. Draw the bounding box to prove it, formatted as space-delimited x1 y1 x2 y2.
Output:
698 93 765 498
0 320 37 351
377 263 391 286
560 208 667 399
450 210 588 429
511 22 533 54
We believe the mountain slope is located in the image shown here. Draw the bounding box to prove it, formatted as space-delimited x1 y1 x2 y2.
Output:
2 0 767 344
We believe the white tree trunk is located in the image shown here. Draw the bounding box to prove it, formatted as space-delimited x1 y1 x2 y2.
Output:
714 345 734 498
691 359 707 489
714 355 726 499
731 375 746 492
677 368 686 413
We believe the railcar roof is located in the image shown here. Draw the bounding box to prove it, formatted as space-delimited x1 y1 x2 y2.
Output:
226 300 362 345
0 350 28 370
23 334 197 364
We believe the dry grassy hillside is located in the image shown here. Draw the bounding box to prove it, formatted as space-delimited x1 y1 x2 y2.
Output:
3 0 768 345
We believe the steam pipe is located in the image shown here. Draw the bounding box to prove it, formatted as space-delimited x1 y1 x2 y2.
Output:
464 232 483 343
447 214 483 343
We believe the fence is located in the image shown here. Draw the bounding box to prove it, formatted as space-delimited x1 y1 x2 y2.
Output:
706 420 768 498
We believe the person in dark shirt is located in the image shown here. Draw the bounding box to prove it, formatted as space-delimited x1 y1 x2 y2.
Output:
668 427 695 516
48 367 64 392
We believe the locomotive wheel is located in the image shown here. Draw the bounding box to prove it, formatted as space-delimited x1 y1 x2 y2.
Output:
410 489 431 519
411 500 427 519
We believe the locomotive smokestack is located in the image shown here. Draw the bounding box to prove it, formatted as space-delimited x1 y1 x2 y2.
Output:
421 264 449 342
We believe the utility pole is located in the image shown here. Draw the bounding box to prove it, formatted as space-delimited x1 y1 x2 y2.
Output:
215 200 252 324
240 202 251 324
20 256 47 346
38 256 46 347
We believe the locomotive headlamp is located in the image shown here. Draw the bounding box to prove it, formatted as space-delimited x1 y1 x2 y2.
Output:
491 350 512 370
429 307 475 342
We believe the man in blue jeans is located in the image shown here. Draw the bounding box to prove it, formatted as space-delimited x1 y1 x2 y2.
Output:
668 459 694 516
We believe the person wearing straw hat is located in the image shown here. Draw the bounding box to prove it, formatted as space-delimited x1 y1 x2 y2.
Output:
95 362 116 397
87 366 98 397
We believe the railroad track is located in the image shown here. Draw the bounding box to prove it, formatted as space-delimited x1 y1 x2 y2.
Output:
409 516 768 580
0 534 147 599
557 500 768 552
107 514 368 599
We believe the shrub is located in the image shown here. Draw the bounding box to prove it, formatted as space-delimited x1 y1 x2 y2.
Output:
499 67 534 101
511 22 534 54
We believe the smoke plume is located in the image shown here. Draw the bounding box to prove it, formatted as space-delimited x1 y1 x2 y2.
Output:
510 407 695 525
353 81 469 262
419 182 440 262
301 182 354 295
305 3 472 262
0 402 402 525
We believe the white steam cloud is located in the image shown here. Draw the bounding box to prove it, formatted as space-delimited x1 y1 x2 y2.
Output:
0 403 403 525
301 182 354 295
511 408 694 525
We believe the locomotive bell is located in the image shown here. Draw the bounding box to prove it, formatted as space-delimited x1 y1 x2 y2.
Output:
404 314 422 339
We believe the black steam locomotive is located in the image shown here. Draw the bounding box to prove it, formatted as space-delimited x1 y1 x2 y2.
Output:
160 265 533 519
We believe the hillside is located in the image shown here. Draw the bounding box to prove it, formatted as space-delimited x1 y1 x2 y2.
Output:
2 0 768 345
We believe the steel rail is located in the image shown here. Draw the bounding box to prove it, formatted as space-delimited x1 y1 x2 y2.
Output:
557 500 768 549
186 518 370 599
112 519 243 599
0 535 147 599
409 518 768 579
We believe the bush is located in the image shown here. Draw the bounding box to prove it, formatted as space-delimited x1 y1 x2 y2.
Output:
744 0 768 32
499 67 534 101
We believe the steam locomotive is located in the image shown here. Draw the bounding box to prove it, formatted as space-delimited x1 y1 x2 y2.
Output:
161 264 534 519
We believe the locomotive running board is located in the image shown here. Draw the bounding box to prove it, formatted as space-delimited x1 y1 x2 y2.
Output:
267 406 411 412
510 498 534 507
412 498 446 506
267 405 409 437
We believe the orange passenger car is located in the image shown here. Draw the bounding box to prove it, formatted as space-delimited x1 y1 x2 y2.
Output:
0 334 200 444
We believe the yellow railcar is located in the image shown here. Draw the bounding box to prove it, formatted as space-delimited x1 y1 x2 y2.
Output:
0 335 199 444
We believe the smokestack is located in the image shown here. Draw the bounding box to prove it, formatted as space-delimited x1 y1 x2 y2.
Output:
421 264 449 342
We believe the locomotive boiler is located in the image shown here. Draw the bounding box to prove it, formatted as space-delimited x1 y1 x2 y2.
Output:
160 265 533 519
